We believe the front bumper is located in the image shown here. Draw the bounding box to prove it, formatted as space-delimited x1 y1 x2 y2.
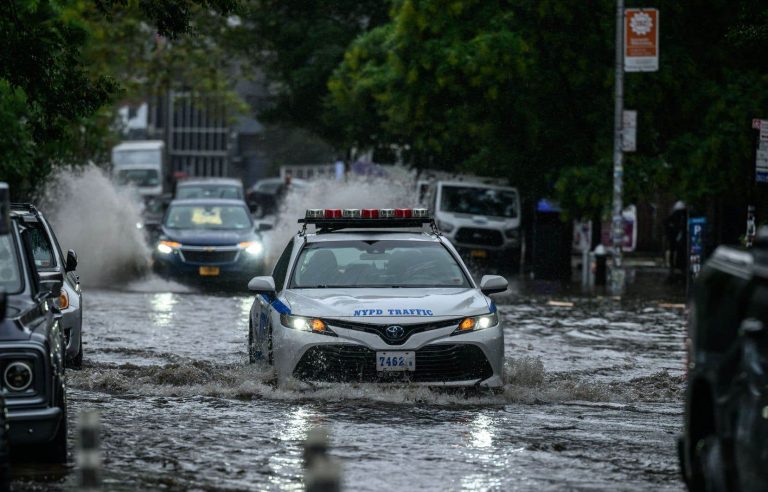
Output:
153 246 265 281
273 318 504 388
7 406 63 445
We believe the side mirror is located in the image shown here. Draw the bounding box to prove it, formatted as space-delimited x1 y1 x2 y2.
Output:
248 276 276 294
479 275 508 295
65 249 78 272
38 270 64 297
0 290 6 322
257 222 273 232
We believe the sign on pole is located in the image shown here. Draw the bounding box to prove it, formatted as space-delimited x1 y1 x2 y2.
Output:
625 9 659 72
622 110 637 152
757 119 768 183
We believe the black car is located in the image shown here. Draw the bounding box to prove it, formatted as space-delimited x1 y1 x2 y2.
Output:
152 198 270 285
10 204 82 368
679 228 768 491
0 185 67 462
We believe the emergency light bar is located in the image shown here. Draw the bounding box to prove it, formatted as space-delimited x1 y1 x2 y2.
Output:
299 208 434 232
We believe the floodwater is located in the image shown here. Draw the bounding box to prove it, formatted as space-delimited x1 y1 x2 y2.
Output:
11 275 687 491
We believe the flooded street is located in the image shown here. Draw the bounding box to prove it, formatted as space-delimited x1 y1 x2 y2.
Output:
12 276 686 491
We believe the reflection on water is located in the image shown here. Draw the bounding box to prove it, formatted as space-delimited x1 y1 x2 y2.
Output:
149 292 176 328
469 414 494 449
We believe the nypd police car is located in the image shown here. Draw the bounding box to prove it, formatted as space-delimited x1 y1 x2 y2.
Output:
247 208 508 387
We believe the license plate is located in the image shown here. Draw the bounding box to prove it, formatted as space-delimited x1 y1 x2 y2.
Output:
376 351 415 372
470 249 488 258
199 266 220 276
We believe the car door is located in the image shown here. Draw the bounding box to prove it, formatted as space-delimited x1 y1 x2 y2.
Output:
255 239 294 350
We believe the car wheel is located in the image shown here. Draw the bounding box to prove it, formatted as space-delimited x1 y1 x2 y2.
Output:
248 321 257 364
68 338 83 369
40 385 67 463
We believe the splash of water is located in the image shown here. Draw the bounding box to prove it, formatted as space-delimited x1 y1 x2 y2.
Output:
39 165 150 286
265 174 418 266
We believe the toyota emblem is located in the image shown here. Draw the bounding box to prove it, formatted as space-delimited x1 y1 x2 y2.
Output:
385 325 405 339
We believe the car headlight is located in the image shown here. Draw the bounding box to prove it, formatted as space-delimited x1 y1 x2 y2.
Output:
239 241 264 256
4 361 33 391
438 220 455 233
280 314 336 336
453 312 499 335
505 228 520 240
157 240 181 254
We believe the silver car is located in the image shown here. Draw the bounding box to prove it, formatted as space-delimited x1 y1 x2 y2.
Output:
247 208 508 388
11 204 83 367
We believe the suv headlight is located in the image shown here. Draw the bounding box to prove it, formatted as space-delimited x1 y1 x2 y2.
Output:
239 241 264 256
4 361 33 391
280 314 336 336
157 240 181 254
452 312 499 335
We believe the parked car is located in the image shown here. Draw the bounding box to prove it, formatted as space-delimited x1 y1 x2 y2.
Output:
10 203 83 368
679 229 768 491
0 184 68 462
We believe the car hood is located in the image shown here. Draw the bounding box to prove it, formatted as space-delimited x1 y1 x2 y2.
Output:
162 227 258 246
281 288 492 319
0 299 36 341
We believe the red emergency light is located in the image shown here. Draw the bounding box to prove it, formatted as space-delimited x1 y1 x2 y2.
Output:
301 208 434 232
361 208 379 219
324 209 342 218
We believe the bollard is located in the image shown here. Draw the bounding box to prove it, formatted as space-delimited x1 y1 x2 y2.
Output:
77 410 101 491
304 427 341 492
594 244 608 287
0 396 9 492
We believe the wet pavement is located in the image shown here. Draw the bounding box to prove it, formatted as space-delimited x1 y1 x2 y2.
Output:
11 274 687 491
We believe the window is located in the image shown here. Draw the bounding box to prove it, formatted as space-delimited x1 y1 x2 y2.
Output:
272 240 294 292
26 226 56 269
176 185 243 200
290 240 470 289
0 235 22 293
440 185 518 218
165 204 252 230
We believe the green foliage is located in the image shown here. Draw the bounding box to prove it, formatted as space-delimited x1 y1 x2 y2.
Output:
234 0 390 143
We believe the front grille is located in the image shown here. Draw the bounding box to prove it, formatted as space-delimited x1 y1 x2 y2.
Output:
454 227 504 247
325 318 463 345
181 249 238 264
293 344 493 383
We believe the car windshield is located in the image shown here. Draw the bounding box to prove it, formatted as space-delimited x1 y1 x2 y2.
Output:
113 149 161 166
116 169 160 187
0 234 23 293
177 185 243 200
440 185 518 218
165 204 252 230
290 240 470 288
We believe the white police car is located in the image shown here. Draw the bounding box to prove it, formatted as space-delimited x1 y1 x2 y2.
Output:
247 208 508 388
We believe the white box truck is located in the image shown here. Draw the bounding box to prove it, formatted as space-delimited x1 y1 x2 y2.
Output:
111 140 167 199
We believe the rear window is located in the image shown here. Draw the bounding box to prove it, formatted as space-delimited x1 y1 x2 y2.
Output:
290 240 470 288
177 185 243 200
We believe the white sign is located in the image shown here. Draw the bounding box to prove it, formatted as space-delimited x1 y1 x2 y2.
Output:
625 9 659 72
761 124 768 143
622 110 637 152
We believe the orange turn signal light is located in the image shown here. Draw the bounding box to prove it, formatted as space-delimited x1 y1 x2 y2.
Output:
160 240 182 248
459 318 476 331
59 291 69 310
311 319 327 332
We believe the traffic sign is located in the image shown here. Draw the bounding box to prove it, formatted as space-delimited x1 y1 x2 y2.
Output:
625 9 659 72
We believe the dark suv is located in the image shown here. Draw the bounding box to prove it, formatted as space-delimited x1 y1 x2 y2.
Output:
679 227 768 491
0 185 68 462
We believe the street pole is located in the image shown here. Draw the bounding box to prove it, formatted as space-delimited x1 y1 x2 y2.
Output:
611 0 626 296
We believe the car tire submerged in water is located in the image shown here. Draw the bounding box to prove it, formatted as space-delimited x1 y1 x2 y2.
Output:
68 338 83 369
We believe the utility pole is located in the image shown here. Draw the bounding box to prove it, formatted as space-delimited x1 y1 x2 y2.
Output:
611 0 626 296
